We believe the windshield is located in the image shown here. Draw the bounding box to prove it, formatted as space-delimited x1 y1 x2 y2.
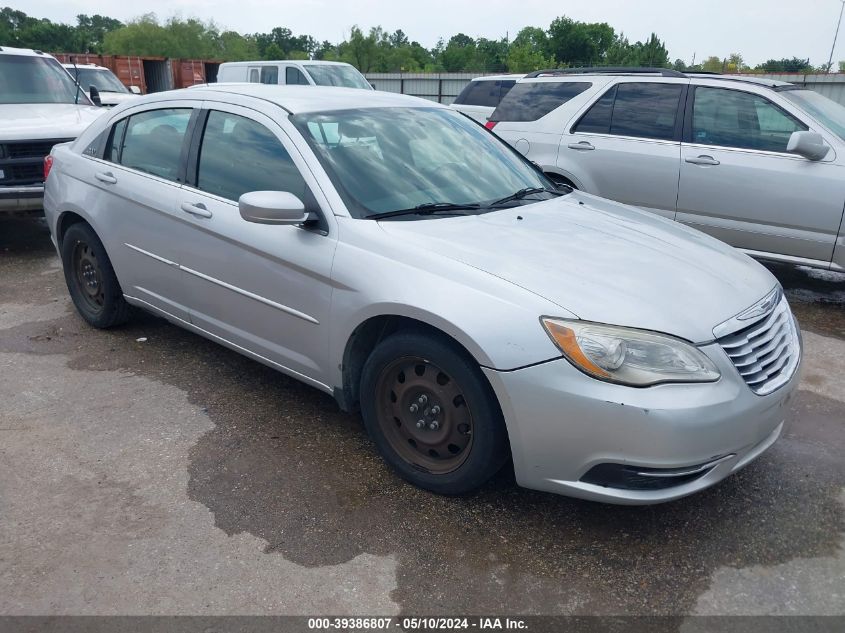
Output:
303 65 372 90
0 55 87 105
782 89 845 142
72 68 128 93
292 107 552 218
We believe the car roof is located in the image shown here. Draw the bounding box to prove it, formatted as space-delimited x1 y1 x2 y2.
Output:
517 68 795 91
158 84 444 114
0 46 54 57
685 73 793 88
62 63 109 70
471 74 526 82
219 60 352 67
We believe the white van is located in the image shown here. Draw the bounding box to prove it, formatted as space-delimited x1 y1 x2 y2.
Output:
216 60 373 90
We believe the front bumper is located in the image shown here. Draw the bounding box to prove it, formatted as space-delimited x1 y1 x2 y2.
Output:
0 185 44 213
483 341 800 505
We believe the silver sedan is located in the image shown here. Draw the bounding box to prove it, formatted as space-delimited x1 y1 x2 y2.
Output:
43 85 802 504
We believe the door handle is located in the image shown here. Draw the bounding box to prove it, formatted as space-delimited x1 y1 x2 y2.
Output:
567 141 595 151
685 155 721 166
94 171 117 184
180 202 212 218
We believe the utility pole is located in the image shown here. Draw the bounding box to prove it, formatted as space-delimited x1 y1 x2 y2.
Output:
827 0 845 73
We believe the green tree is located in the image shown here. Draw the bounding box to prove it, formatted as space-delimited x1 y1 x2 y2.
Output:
506 42 554 72
757 57 812 73
439 33 477 71
104 14 174 56
701 56 725 72
74 14 123 52
218 31 259 61
547 16 615 65
339 25 380 72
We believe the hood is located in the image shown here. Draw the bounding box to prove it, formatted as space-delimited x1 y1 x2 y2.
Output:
99 92 140 106
378 192 777 343
0 103 106 140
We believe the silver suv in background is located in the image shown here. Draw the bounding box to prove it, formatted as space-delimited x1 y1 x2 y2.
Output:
488 68 845 272
450 74 524 123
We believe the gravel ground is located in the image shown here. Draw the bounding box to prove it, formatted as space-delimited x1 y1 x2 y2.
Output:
0 216 843 619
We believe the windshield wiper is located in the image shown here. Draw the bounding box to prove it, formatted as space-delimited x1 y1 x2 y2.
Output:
366 202 481 220
488 187 563 208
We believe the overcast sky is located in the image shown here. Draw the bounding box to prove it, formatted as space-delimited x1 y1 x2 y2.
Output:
13 0 845 66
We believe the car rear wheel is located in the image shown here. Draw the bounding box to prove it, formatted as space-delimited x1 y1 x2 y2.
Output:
360 331 509 495
61 223 130 328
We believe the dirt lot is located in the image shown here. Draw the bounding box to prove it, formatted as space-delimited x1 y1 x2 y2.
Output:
1 216 843 618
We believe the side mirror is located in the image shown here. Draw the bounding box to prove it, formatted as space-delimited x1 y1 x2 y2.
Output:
89 85 102 107
369 82 376 90
787 130 829 161
129 85 141 95
239 191 309 225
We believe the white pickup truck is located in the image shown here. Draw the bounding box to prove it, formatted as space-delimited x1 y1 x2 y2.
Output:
1 46 104 215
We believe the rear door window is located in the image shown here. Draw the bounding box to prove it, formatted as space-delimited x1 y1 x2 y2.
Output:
196 110 307 201
248 68 259 83
490 82 592 122
285 67 309 85
117 108 192 181
260 66 278 84
573 82 683 141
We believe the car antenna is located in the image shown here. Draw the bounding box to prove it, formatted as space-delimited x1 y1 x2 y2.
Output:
71 55 80 105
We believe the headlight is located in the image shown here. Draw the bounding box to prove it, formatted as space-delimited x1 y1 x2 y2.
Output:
541 318 720 386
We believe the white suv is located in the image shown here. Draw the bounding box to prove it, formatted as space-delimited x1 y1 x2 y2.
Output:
62 63 141 107
488 67 845 272
1 47 104 214
450 74 524 123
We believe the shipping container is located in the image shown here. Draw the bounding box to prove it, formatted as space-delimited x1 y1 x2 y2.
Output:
143 58 173 93
204 62 221 84
53 53 104 66
172 59 206 89
111 56 146 94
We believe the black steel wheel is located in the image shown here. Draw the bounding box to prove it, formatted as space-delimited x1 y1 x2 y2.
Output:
360 331 509 495
60 222 130 328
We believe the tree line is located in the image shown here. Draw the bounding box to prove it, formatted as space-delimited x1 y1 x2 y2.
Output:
0 7 832 74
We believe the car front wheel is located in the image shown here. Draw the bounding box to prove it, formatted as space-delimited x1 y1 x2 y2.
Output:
360 331 509 495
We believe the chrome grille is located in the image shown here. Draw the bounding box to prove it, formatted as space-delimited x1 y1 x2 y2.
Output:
717 295 800 395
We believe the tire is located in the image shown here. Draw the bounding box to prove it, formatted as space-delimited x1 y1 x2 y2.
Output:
60 222 130 328
360 330 509 495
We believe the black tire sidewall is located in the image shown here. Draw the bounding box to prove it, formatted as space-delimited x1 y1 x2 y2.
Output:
360 331 509 495
60 223 127 328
